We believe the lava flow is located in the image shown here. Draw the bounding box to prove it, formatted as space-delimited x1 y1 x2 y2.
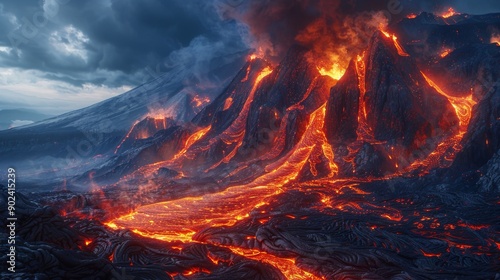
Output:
406 72 476 171
106 102 336 278
381 30 409 56
440 7 459 18
317 61 345 81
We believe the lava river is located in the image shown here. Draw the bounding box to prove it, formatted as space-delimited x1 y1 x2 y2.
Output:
106 103 335 279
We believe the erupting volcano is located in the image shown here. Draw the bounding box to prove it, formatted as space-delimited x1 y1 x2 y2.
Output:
1 3 500 280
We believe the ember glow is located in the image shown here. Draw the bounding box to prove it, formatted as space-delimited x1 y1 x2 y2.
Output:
440 7 459 18
492 34 500 46
191 95 211 109
440 48 452 58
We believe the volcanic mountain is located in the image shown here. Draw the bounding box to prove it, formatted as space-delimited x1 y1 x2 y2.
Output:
80 30 468 189
0 51 247 190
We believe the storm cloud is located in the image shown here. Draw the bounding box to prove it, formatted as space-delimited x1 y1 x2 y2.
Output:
0 0 248 87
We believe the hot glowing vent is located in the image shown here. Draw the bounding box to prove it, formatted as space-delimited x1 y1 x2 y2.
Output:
491 34 500 46
440 7 459 18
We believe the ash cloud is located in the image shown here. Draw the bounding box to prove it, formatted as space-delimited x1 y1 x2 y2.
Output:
218 0 497 65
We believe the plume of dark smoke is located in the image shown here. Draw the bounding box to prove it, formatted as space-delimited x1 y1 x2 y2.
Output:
218 0 457 67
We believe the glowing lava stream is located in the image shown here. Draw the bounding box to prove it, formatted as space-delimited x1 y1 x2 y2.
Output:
405 73 476 172
106 103 333 279
226 247 324 280
204 66 274 172
114 120 139 154
381 31 410 57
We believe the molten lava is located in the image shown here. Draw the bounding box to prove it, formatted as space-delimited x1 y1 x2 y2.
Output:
204 66 273 171
114 111 173 153
440 7 459 18
317 62 346 81
227 247 324 280
114 120 139 154
421 72 475 128
440 48 452 58
491 34 500 46
354 52 373 142
381 31 409 56
170 125 212 163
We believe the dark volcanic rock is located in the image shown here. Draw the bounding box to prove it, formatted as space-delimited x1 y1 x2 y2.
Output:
192 58 270 135
476 149 500 192
115 116 176 153
393 12 500 63
428 43 500 171
428 44 500 97
354 143 394 177
325 60 360 146
364 31 459 152
241 46 332 158
156 167 180 178
453 86 500 171
75 125 191 185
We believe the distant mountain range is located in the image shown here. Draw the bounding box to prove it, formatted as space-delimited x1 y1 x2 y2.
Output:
0 108 54 130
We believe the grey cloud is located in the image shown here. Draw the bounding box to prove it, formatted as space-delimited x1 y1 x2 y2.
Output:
0 0 247 88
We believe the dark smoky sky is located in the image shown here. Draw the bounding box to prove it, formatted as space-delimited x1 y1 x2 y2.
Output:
0 0 499 114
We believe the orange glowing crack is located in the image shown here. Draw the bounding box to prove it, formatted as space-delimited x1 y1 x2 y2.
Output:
223 97 233 111
353 52 377 145
240 64 252 82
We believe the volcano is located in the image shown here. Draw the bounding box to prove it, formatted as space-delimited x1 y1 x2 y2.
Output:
1 10 500 280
